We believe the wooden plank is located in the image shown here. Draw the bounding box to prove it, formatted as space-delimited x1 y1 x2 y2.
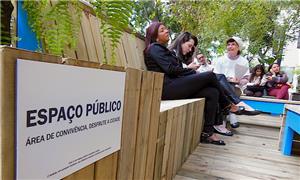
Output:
75 20 89 61
195 100 205 145
134 37 146 70
61 4 77 59
166 107 180 180
62 164 94 180
172 107 183 177
161 109 174 179
173 105 187 175
177 120 300 180
94 152 118 180
285 104 300 114
117 68 142 180
80 11 98 62
160 99 202 112
145 73 164 180
182 103 194 162
154 111 168 180
193 101 201 148
115 33 127 67
133 71 154 180
121 33 139 69
191 101 204 150
241 95 300 105
88 15 104 63
237 114 282 128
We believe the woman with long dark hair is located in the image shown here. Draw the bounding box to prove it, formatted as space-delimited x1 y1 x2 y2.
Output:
265 63 290 99
244 64 266 97
144 22 243 145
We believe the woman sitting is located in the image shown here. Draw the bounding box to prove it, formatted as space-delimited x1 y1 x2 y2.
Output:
244 64 267 97
144 22 243 145
265 63 290 100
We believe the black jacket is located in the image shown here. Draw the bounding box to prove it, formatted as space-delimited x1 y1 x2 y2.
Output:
144 43 196 84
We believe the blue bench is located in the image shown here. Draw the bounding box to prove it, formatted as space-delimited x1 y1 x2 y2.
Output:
240 96 300 115
280 105 300 156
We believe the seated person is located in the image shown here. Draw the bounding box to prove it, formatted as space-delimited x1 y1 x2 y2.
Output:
265 63 290 100
180 52 260 136
244 64 267 97
195 53 214 73
213 37 256 132
144 22 242 145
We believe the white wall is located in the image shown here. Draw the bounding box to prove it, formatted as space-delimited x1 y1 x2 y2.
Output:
282 40 300 67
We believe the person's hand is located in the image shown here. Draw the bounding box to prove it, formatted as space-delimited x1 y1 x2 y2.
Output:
286 82 293 88
227 77 239 83
266 76 272 81
270 69 275 75
187 62 200 70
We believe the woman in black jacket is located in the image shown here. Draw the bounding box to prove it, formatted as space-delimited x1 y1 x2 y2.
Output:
144 22 241 145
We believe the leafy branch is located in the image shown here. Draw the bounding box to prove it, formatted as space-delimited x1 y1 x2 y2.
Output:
92 0 134 65
23 0 81 55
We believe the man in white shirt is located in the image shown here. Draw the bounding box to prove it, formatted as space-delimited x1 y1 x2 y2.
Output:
214 36 250 88
195 53 214 73
213 37 250 130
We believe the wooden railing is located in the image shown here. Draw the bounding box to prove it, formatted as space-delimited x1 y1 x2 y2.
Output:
2 2 206 180
0 46 204 180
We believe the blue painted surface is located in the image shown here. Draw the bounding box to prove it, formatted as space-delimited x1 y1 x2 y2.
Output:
17 1 40 51
282 110 300 156
243 100 284 115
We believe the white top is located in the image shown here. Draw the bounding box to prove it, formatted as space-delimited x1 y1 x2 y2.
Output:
197 64 214 73
213 54 250 79
193 58 214 73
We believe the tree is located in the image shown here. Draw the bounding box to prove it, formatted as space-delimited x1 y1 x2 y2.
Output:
1 0 14 45
130 0 181 39
169 0 300 66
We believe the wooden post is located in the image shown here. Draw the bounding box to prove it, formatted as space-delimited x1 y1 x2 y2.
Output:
117 68 142 180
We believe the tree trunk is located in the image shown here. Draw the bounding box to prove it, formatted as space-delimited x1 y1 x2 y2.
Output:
1 0 14 45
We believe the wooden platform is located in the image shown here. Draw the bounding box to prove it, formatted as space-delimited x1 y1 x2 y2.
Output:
175 115 300 180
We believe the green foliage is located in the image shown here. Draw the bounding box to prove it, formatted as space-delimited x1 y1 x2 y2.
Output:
294 66 300 75
168 0 300 65
23 0 81 55
131 0 181 39
92 0 134 65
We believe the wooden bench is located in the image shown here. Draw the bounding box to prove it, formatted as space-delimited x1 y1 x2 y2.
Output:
154 99 205 180
0 46 206 180
240 96 300 115
279 105 300 156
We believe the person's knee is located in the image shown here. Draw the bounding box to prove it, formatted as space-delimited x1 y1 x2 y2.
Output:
245 90 254 96
217 74 226 81
254 91 263 97
206 71 217 80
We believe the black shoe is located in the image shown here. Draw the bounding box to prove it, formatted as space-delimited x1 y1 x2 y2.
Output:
242 110 261 116
231 106 246 115
214 126 234 136
230 122 240 128
200 133 226 145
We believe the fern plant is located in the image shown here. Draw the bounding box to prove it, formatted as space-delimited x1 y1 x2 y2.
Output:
23 0 81 55
92 0 134 65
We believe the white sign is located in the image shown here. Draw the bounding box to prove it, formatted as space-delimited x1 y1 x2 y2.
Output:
16 59 125 179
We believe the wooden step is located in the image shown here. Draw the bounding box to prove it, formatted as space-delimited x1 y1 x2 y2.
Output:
236 114 282 128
